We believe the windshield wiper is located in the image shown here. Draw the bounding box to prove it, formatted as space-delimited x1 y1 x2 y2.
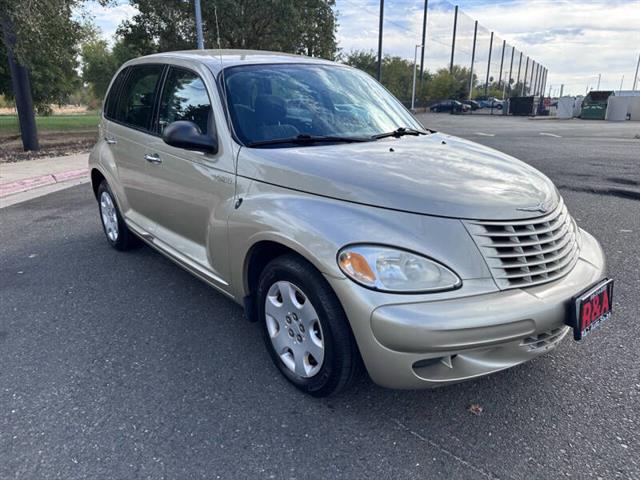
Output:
371 127 429 140
247 134 370 148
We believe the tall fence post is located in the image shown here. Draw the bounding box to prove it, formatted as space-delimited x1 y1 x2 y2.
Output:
530 62 538 95
522 56 529 95
484 31 493 95
516 51 523 94
419 0 429 92
537 65 542 95
529 60 535 95
449 5 458 73
469 20 478 100
508 46 515 95
498 39 506 89
377 0 384 81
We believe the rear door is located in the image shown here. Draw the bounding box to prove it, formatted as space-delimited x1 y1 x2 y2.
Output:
106 63 165 224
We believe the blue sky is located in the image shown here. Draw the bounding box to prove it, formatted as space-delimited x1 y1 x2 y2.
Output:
86 0 640 95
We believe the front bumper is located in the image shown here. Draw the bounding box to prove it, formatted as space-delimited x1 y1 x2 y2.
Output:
330 228 606 389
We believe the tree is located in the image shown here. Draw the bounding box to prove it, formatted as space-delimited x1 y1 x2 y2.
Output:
116 0 337 59
0 0 85 114
81 36 119 102
1 0 89 150
342 50 416 103
424 65 474 102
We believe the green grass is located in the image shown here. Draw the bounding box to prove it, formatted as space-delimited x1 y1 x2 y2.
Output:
0 113 100 136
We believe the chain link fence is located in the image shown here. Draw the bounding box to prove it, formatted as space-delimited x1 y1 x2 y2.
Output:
340 0 548 112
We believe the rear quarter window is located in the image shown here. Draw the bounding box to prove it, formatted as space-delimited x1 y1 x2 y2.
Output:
104 68 128 120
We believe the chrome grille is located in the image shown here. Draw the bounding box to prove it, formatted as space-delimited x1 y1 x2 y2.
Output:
464 199 580 289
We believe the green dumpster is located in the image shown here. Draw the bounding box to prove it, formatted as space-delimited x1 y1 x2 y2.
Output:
581 91 613 120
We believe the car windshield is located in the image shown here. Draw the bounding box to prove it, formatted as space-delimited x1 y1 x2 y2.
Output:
222 63 424 147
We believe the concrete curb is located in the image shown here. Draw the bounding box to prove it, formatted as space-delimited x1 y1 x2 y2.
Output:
0 168 88 198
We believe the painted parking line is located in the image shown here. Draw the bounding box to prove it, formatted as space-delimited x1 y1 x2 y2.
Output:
539 132 562 138
474 132 496 137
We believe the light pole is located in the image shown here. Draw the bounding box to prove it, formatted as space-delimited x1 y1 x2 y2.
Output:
377 0 384 81
411 44 424 111
194 0 204 49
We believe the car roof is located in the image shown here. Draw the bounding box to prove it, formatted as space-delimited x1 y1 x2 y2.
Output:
124 49 337 75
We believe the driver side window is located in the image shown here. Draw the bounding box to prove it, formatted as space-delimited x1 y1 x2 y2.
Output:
159 68 212 135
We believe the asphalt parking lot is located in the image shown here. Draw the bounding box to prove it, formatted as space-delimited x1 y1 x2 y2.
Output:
1 115 639 479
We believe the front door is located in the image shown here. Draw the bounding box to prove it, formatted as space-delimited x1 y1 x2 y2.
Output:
142 65 236 286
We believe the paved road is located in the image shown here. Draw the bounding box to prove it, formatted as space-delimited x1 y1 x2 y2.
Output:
1 117 639 479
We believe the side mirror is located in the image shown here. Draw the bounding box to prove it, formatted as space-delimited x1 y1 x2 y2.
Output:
162 120 218 154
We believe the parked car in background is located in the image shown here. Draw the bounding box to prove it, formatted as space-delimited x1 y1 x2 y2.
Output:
90 50 611 397
429 100 470 113
462 99 480 111
477 97 505 110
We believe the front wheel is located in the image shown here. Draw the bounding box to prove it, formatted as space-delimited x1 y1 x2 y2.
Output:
257 254 361 397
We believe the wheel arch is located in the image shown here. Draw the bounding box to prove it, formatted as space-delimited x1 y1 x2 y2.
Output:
240 236 337 322
90 168 106 200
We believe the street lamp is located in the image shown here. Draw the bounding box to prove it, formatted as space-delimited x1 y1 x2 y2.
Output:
411 44 424 111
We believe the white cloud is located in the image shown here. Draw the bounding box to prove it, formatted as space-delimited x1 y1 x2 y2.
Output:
83 0 138 44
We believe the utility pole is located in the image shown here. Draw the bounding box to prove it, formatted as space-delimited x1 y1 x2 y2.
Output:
449 5 458 73
469 21 478 100
194 0 204 49
1 16 39 151
411 45 423 110
377 0 384 81
484 31 493 95
633 52 640 90
418 0 429 91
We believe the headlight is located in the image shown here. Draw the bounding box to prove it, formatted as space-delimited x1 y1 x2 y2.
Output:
337 245 461 293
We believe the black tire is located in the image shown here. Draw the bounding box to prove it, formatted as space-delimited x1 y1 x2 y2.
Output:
97 180 140 251
257 254 361 397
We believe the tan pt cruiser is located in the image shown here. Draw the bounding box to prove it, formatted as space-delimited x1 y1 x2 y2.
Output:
89 50 613 396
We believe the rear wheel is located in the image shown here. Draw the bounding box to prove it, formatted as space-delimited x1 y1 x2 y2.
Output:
97 180 139 251
257 254 361 397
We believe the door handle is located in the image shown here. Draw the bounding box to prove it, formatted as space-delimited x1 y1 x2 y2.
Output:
144 153 162 164
104 136 117 145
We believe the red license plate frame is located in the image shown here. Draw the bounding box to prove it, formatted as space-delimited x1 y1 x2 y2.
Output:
569 278 614 341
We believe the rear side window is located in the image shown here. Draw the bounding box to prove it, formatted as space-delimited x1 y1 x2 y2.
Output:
114 64 164 131
104 68 128 119
158 68 212 135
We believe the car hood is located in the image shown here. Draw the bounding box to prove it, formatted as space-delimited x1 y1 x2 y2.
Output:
236 132 559 220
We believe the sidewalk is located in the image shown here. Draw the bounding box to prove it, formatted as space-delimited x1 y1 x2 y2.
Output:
0 153 89 207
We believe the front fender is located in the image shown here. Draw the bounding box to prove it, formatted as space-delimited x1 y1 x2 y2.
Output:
228 179 493 300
